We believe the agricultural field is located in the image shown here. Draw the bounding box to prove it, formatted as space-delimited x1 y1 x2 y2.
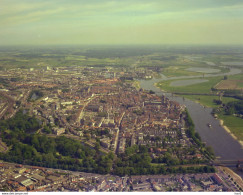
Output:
198 54 243 65
161 64 230 78
214 74 243 90
221 62 243 66
215 80 243 90
0 47 143 69
237 82 243 88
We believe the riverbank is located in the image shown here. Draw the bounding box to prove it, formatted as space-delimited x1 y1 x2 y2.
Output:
219 119 243 148
219 166 243 190
153 82 243 151
155 76 223 94
140 75 243 160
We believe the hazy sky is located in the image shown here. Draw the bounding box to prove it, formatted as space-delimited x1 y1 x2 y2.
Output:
1 0 243 45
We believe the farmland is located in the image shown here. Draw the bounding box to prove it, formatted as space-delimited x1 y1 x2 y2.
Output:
215 80 243 90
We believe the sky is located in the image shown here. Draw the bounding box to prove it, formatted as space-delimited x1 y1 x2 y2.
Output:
1 0 243 45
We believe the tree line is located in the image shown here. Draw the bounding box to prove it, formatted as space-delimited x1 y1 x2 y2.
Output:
0 110 215 176
113 145 215 176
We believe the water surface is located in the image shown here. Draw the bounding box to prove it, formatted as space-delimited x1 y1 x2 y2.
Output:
138 69 243 160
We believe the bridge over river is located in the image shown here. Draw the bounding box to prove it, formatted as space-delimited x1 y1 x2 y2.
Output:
213 159 243 168
138 68 243 161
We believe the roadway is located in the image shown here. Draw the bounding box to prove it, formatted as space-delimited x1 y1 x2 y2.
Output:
212 159 243 168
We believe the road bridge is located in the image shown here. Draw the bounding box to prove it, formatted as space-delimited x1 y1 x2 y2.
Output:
212 159 243 168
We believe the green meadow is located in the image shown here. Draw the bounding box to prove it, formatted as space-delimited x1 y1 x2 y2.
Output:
218 113 243 141
156 76 223 94
180 95 239 108
162 66 202 77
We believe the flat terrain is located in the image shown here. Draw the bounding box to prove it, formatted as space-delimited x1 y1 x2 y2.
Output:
157 76 223 94
218 113 243 141
170 79 208 87
215 80 243 90
180 95 239 108
221 62 243 66
186 67 221 73
155 54 243 143
162 66 202 77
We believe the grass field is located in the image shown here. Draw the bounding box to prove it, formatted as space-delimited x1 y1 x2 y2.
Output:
186 67 221 73
170 79 208 87
218 113 243 141
237 82 243 88
162 66 202 77
201 54 243 65
156 76 223 94
180 95 239 108
228 74 243 80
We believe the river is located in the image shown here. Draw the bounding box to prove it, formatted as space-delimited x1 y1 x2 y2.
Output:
138 69 243 161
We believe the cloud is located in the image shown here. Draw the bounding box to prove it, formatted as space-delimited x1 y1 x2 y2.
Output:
1 0 243 26
0 0 243 45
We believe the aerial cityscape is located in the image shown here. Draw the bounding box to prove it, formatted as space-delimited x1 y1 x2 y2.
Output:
1 0 243 193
